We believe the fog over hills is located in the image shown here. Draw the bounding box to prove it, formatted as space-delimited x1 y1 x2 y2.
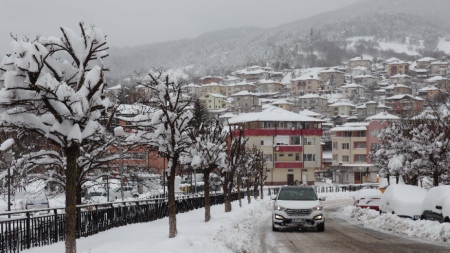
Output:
106 0 450 81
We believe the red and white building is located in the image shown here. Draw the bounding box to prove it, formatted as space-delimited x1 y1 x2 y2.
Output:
228 107 324 185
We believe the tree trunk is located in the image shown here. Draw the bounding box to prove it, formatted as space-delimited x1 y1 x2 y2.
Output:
203 169 211 222
168 162 177 238
223 173 232 212
433 171 439 187
76 182 82 205
237 175 242 207
246 178 251 204
260 182 264 200
65 144 79 253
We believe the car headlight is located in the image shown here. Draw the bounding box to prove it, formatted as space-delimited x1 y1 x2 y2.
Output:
312 205 323 211
274 205 285 211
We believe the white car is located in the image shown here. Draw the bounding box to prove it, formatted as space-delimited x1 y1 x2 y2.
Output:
379 184 426 220
272 186 325 232
420 185 450 222
353 188 382 211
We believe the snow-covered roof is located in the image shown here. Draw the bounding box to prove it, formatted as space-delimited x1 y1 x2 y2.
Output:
417 57 436 62
299 109 322 117
340 83 363 88
329 101 356 107
385 94 424 101
228 107 323 124
272 99 293 105
426 76 448 82
299 93 323 99
291 74 319 81
418 86 440 92
206 93 227 98
107 84 122 90
330 122 369 132
390 74 411 79
365 112 400 121
230 90 257 97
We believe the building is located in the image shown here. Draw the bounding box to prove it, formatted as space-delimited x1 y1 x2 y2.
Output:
298 94 329 115
199 93 228 111
228 107 324 186
319 69 345 87
230 90 261 113
290 74 321 96
329 112 399 184
429 62 449 76
328 101 356 118
257 79 284 93
387 60 409 77
339 83 365 101
347 56 372 70
384 94 424 118
355 101 389 121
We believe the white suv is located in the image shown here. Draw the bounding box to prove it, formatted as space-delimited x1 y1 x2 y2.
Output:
272 186 325 232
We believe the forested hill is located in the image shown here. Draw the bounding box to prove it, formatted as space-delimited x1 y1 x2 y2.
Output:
106 0 450 80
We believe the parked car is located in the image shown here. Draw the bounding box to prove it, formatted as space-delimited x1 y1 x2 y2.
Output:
420 185 450 222
14 192 50 211
379 184 426 220
272 186 325 232
109 185 139 200
443 194 450 223
353 188 382 211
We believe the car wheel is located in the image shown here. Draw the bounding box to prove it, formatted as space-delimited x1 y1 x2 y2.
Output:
444 217 450 223
317 223 325 232
272 223 279 232
133 194 139 198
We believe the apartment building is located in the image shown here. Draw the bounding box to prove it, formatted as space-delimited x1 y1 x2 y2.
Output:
329 112 399 184
228 107 323 186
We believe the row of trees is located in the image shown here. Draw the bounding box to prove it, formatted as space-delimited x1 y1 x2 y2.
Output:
371 96 450 187
0 23 267 252
120 71 267 237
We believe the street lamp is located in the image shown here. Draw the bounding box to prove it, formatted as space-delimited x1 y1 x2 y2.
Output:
114 126 126 201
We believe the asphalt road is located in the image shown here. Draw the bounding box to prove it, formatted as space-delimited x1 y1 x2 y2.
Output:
258 199 450 253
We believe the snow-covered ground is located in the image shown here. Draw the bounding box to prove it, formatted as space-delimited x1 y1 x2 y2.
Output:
0 190 446 253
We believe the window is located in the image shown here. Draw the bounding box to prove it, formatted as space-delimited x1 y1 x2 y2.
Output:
295 153 301 161
342 155 349 162
291 136 300 145
343 131 352 137
263 122 272 128
332 142 338 150
355 131 366 137
265 154 273 161
333 154 338 161
354 142 366 149
342 143 349 149
354 154 366 162
303 154 315 161
260 140 264 145
305 138 315 145
288 153 293 157
370 130 379 137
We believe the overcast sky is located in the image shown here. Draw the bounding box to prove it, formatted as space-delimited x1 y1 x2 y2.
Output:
0 0 360 53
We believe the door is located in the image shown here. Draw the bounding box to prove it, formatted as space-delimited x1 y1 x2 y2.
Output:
287 174 294 186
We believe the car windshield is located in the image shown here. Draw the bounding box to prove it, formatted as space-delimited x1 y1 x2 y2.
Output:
277 188 317 201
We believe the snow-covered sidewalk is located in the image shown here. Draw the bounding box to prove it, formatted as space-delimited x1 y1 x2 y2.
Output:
26 197 272 253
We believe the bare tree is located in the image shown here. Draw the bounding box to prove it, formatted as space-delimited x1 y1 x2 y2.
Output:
126 71 192 238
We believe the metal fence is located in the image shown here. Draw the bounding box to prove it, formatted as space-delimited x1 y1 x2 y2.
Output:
266 183 379 196
0 192 241 253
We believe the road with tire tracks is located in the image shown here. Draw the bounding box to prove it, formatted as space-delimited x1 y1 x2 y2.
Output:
257 199 450 253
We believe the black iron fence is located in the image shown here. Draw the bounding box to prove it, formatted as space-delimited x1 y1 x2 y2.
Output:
0 192 241 253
